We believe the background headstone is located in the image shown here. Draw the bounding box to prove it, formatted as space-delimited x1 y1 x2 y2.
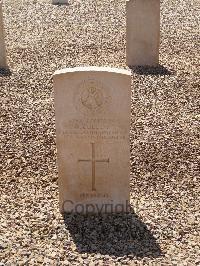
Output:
53 67 131 214
126 0 160 66
0 0 7 68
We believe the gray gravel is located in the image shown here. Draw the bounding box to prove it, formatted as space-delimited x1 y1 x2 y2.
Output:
0 0 199 265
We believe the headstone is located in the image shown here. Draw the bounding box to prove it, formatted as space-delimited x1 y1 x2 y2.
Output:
0 0 7 68
53 67 131 214
126 0 160 66
52 0 68 4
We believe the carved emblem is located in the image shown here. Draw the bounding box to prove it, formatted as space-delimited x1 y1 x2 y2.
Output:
74 79 110 115
81 86 103 111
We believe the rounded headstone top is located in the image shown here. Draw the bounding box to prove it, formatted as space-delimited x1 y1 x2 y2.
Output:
53 67 131 77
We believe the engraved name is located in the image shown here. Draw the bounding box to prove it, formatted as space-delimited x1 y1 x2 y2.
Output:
59 118 127 140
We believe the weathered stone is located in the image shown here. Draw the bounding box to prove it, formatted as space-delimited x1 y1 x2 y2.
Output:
53 67 131 214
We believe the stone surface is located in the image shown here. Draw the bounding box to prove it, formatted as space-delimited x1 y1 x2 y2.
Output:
53 67 131 213
52 0 68 5
0 0 7 68
126 0 160 66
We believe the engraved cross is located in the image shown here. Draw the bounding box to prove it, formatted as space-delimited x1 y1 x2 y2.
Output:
78 142 109 191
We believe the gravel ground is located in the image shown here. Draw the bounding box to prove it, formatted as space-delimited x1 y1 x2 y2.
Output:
0 0 199 265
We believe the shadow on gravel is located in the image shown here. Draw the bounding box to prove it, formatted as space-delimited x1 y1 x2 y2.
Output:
53 2 70 6
63 210 162 258
0 68 12 77
130 65 175 76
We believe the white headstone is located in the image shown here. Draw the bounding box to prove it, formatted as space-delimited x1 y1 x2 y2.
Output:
53 67 131 214
0 1 7 68
126 0 160 66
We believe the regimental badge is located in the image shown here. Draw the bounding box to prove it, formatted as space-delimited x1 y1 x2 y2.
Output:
74 79 111 115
